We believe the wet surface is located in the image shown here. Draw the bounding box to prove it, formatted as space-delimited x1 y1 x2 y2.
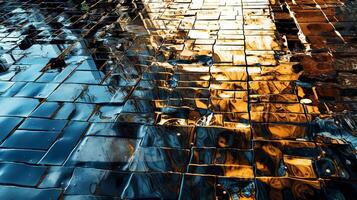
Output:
0 0 356 199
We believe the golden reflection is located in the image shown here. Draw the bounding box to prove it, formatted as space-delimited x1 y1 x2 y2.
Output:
266 124 306 139
224 166 254 178
284 156 317 178
140 0 350 197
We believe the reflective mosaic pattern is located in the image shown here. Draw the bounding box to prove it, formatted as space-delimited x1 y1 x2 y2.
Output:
0 0 356 199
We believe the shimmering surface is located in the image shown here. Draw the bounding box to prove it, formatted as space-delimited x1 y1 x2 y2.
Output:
0 0 356 199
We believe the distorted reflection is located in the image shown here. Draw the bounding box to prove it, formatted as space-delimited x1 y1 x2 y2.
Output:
0 0 356 199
